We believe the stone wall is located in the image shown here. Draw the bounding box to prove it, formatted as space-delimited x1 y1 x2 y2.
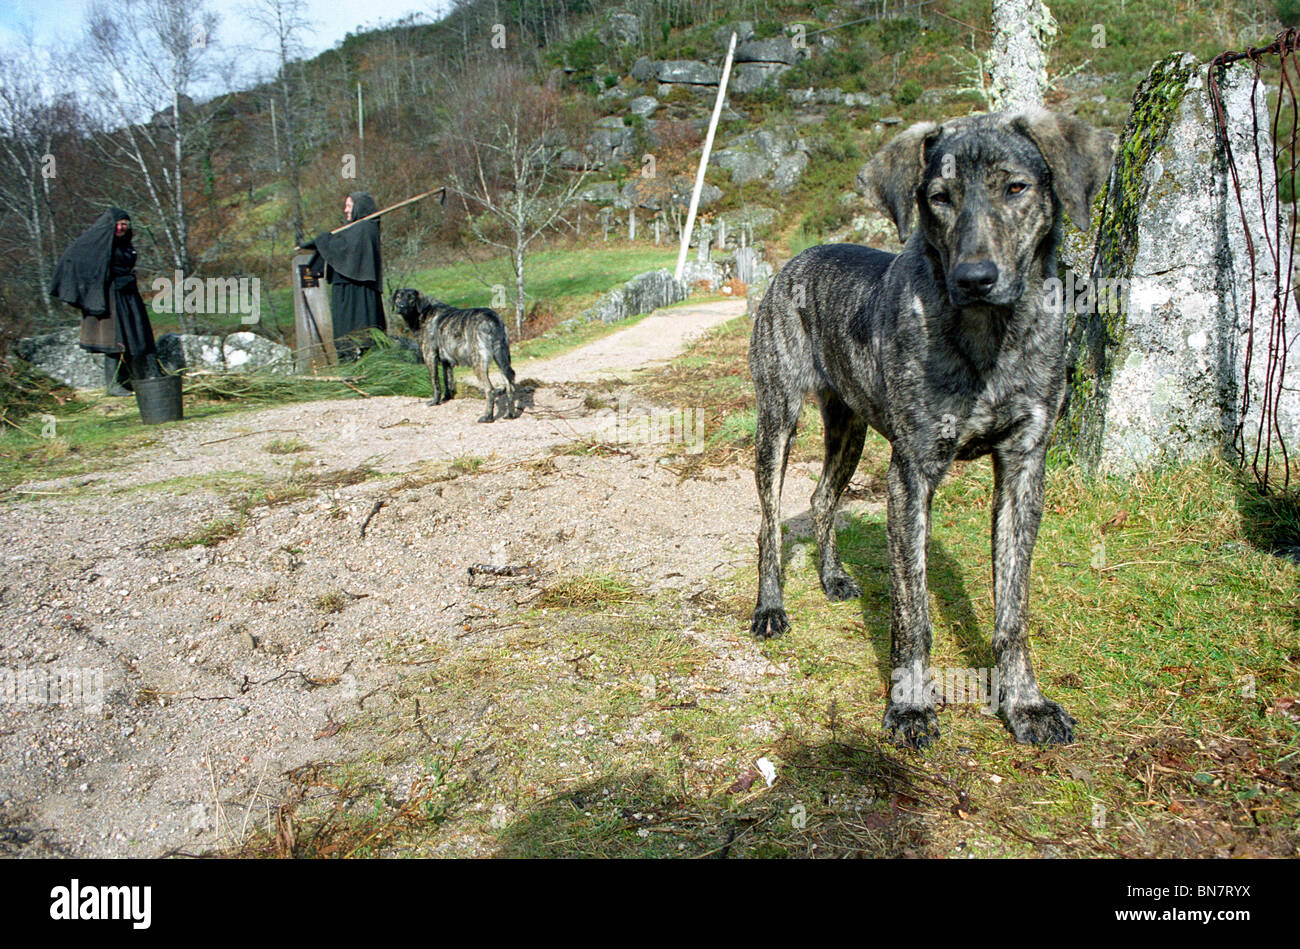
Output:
577 269 689 324
1057 52 1300 476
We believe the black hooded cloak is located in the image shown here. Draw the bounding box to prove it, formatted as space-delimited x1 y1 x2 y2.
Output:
49 207 157 357
304 191 386 343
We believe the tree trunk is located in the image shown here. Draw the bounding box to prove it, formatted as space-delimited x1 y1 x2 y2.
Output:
989 0 1055 112
514 240 525 338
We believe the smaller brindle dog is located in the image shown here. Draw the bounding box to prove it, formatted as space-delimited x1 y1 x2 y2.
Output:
391 288 520 423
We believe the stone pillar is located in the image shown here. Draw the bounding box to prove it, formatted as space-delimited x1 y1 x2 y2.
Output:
1056 52 1300 475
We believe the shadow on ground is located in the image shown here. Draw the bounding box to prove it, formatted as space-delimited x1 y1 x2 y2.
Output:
495 728 937 858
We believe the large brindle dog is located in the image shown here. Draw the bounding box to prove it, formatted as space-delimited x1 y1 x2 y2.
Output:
391 288 520 423
748 110 1115 746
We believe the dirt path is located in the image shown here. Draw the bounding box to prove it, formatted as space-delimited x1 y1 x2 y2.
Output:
519 297 746 383
0 295 869 857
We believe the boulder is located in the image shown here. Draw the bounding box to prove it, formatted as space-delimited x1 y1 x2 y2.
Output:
680 259 726 288
630 56 656 83
628 95 659 117
713 148 770 185
655 61 719 85
14 328 102 390
710 129 808 192
772 151 809 194
598 12 641 46
588 117 636 162
730 62 792 94
1058 52 1300 474
581 181 620 203
735 36 799 65
222 331 293 374
157 333 224 374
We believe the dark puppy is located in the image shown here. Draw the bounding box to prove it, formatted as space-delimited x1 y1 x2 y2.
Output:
748 110 1115 747
391 288 520 422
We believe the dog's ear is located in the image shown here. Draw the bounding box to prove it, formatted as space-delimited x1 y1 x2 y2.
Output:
857 121 940 242
1010 110 1116 229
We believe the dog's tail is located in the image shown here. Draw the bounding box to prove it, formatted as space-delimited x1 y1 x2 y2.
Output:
494 331 516 384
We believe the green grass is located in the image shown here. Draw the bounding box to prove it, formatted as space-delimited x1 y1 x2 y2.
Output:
195 297 1298 860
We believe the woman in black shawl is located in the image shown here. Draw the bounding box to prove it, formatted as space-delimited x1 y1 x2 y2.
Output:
49 208 160 395
301 192 386 358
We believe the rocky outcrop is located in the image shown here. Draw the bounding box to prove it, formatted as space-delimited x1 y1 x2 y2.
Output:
628 95 658 117
1057 52 1300 474
712 129 809 194
14 329 102 390
587 116 637 165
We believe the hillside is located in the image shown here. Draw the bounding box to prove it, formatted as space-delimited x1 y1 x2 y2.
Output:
122 0 1287 327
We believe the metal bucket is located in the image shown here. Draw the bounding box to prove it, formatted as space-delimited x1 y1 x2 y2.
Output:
134 373 183 425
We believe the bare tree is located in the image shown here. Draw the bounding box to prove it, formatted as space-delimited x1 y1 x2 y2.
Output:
78 0 223 328
0 55 83 320
244 0 315 243
989 0 1056 111
442 66 591 335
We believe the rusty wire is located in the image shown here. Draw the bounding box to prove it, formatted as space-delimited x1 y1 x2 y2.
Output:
1209 28 1298 493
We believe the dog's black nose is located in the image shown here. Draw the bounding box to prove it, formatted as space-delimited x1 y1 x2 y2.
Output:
952 261 999 298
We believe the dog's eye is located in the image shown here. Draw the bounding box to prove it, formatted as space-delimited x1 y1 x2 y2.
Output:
1006 182 1029 197
929 191 951 206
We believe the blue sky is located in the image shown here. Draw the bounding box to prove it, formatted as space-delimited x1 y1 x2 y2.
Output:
0 0 449 80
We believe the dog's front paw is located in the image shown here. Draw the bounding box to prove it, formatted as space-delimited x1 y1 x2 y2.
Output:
1004 700 1075 745
883 703 940 748
750 606 790 640
426 398 441 407
476 413 495 424
821 572 862 602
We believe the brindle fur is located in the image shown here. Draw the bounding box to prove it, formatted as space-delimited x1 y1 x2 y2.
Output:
391 288 520 423
748 110 1115 747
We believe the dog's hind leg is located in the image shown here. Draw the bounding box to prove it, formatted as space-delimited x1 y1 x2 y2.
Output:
750 387 801 639
812 391 867 602
472 352 495 423
881 451 942 747
425 351 444 406
494 335 520 419
991 444 1076 744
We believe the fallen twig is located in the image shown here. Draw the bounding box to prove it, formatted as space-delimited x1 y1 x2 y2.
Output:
359 499 385 538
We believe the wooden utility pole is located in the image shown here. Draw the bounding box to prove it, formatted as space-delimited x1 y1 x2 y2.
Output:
676 32 736 282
